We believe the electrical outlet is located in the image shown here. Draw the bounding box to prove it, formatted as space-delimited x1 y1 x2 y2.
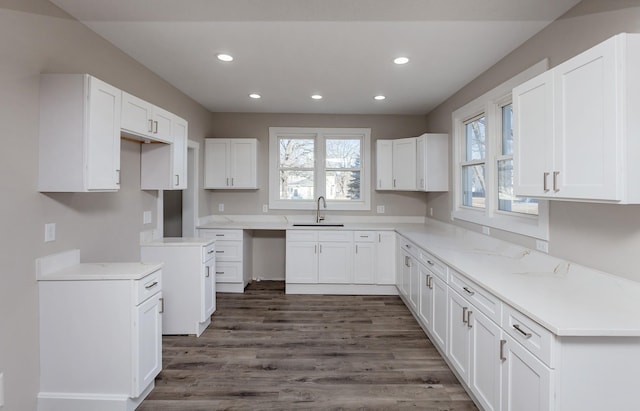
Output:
44 223 56 242
482 226 491 236
0 372 4 407
218 203 224 212
143 210 152 224
262 204 268 213
376 205 385 214
536 240 549 253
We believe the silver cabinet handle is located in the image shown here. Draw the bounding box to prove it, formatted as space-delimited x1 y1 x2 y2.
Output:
467 311 473 329
145 281 158 289
148 119 154 133
427 260 435 266
393 179 396 188
175 174 180 186
543 172 550 192
315 244 317 254
153 120 158 134
319 244 323 253
378 233 381 242
215 234 225 237
226 177 229 186
513 324 532 339
231 177 234 186
207 249 215 254
355 245 359 254
159 297 164 313
216 271 224 274
429 276 433 289
425 275 430 287
462 307 468 324
116 169 121 185
499 339 506 361
553 171 560 192
216 250 224 253
463 286 475 296
205 266 210 277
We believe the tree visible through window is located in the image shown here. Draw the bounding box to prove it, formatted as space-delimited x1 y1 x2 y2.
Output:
462 115 486 209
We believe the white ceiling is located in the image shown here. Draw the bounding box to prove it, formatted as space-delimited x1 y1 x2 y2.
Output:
50 0 581 115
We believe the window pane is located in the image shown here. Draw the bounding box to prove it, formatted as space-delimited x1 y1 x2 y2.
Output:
326 139 361 168
502 104 513 156
279 170 314 200
498 159 539 215
465 116 486 161
326 171 360 200
279 138 314 168
462 164 486 209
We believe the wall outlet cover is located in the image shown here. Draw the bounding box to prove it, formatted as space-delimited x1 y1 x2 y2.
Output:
262 204 268 213
536 240 549 253
218 203 224 212
376 205 385 214
143 210 152 224
44 223 56 242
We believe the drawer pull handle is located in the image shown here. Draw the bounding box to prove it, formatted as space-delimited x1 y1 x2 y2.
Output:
427 260 435 266
216 250 224 253
159 297 164 313
205 266 210 277
215 234 225 237
216 271 224 275
467 311 473 328
145 281 158 289
553 171 560 192
543 172 550 192
208 249 215 254
463 286 475 296
513 324 532 339
359 235 368 238
462 307 468 324
499 339 506 361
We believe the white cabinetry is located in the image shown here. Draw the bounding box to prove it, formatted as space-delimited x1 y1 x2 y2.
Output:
36 252 163 411
204 138 258 189
514 33 640 203
140 115 188 190
353 231 375 284
198 229 252 293
141 238 216 337
38 74 121 192
318 231 353 284
121 92 173 143
375 231 396 284
376 140 393 189
392 138 417 190
416 133 449 191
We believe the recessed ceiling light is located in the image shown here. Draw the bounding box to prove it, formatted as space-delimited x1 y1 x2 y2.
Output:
217 53 234 62
374 95 386 101
311 94 323 100
394 57 410 65
249 93 261 99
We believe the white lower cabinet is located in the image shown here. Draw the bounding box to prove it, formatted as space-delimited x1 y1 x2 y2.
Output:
469 306 503 411
447 290 472 382
140 238 216 337
418 263 448 352
376 231 396 284
353 239 376 284
318 235 353 283
198 229 252 293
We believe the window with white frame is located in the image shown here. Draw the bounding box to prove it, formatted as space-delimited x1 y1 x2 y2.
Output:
452 60 549 240
269 127 371 210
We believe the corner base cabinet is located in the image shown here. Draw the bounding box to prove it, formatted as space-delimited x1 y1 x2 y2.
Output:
141 238 216 336
198 229 252 293
36 250 163 411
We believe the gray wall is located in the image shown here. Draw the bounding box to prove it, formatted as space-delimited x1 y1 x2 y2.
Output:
0 1 214 410
206 112 430 217
425 0 640 282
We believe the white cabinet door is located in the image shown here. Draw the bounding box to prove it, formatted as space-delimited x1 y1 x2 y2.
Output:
140 115 189 190
553 37 620 201
501 335 553 411
152 106 174 144
318 242 352 284
201 259 215 322
132 292 162 398
416 133 449 192
172 117 188 189
286 242 318 283
513 71 554 198
392 138 417 190
447 290 471 383
397 248 411 298
376 140 393 190
230 139 257 188
418 265 434 331
353 242 375 284
122 92 154 138
86 76 122 191
204 139 230 188
408 257 419 310
376 232 396 284
469 307 503 411
431 275 448 352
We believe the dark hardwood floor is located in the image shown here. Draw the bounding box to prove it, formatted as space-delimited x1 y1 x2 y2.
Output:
139 281 478 410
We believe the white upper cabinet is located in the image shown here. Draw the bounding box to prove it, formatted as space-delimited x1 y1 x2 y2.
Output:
121 92 173 143
416 133 449 192
377 135 448 192
514 33 640 203
38 74 122 192
140 115 188 190
204 138 258 189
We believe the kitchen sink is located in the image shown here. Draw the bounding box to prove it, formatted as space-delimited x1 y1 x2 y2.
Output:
292 223 345 227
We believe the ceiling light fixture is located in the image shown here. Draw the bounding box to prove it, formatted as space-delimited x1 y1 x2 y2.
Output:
311 94 323 100
217 53 234 62
393 57 409 65
249 93 261 99
374 95 386 101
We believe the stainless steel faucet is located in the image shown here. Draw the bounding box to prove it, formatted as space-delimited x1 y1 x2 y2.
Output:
316 196 326 223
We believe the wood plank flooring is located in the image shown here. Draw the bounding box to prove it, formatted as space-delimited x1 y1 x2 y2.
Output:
139 281 478 410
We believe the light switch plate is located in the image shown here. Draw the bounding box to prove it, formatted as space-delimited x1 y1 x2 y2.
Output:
536 240 549 253
218 203 224 212
262 204 268 213
44 223 56 242
143 211 152 225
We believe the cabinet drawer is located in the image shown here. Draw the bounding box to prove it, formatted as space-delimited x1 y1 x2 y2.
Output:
203 242 216 263
398 236 419 257
418 250 447 281
215 262 242 283
134 269 162 305
200 229 243 241
353 231 376 242
215 241 242 261
502 304 555 367
318 231 353 242
287 230 318 242
449 269 501 324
